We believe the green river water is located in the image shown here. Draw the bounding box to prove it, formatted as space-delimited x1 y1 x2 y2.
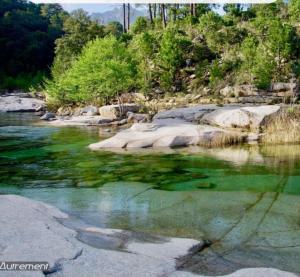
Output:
1 113 300 275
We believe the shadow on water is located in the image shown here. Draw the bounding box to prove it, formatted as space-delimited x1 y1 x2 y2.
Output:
1 113 300 275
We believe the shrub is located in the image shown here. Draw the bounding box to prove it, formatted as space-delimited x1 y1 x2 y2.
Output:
46 36 137 104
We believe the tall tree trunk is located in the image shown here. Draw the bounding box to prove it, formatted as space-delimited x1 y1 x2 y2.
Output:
161 4 166 28
148 4 153 24
127 4 130 31
193 4 197 17
172 4 176 22
190 4 194 16
123 3 126 33
153 4 157 18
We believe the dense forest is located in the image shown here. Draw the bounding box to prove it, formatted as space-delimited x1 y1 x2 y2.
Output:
1 0 300 107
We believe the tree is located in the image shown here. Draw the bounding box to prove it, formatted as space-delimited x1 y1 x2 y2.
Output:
252 45 275 89
130 17 149 34
130 31 156 93
289 0 300 23
104 21 123 37
46 36 137 104
241 37 257 83
0 0 66 89
122 3 126 33
51 9 104 79
157 28 190 90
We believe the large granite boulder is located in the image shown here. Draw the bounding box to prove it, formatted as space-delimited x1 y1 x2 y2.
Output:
99 104 140 120
80 105 98 116
0 94 45 112
271 82 297 92
200 105 281 131
89 121 244 150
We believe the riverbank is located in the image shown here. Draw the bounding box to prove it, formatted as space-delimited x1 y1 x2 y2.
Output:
0 194 297 277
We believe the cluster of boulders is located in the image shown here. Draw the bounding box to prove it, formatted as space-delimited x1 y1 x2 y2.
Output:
218 83 297 105
42 103 150 127
89 104 281 150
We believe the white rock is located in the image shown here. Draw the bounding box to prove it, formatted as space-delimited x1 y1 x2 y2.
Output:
99 104 139 120
0 94 45 112
200 105 280 130
89 122 241 150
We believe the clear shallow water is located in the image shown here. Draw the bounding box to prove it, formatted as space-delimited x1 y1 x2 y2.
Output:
1 113 300 274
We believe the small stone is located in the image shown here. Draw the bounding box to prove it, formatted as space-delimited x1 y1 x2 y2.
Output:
40 112 56 121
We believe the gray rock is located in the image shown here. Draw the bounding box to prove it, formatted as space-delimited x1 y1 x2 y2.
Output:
127 112 150 123
99 104 140 120
200 105 281 131
0 195 202 277
271 82 297 92
49 116 106 126
0 94 45 112
153 105 218 123
89 122 242 150
80 105 98 116
40 112 56 121
98 118 114 125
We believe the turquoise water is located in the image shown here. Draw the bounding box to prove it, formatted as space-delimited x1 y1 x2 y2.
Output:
1 113 300 274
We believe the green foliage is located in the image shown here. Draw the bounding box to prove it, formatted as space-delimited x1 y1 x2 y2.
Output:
289 0 300 23
51 9 104 79
1 71 46 91
3 1 300 101
0 0 66 89
252 45 275 89
130 32 157 93
104 21 123 37
157 28 191 90
130 17 150 34
46 36 137 104
198 12 224 53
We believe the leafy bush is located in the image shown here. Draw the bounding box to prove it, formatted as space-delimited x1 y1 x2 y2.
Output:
46 36 137 104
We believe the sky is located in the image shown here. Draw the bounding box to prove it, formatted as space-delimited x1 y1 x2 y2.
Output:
60 4 117 13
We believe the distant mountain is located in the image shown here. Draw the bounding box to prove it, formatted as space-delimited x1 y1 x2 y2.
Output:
91 6 147 25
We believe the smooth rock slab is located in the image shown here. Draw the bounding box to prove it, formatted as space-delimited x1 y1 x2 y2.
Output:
153 104 219 123
0 94 45 112
89 122 242 150
48 116 117 126
0 195 201 277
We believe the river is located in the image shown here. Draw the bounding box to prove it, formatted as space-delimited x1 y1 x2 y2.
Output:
1 113 300 275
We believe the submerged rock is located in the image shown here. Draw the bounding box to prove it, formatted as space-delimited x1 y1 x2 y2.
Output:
0 195 202 277
0 93 45 112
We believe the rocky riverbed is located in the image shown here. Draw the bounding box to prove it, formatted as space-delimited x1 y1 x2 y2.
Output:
0 195 297 277
89 104 280 150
